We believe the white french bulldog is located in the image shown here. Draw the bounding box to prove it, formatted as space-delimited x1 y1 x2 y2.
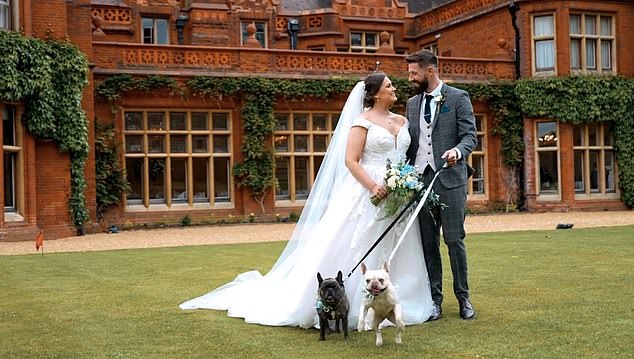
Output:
357 262 404 347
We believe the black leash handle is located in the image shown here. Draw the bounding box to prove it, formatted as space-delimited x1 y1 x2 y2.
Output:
345 192 420 280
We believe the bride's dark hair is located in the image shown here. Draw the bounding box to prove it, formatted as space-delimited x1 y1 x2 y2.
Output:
363 72 387 108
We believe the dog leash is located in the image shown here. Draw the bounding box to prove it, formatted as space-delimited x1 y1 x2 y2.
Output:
345 162 448 281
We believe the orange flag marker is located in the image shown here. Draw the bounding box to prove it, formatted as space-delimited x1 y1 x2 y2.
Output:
35 230 44 252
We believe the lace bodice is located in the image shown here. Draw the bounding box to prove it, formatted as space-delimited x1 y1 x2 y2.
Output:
352 118 411 174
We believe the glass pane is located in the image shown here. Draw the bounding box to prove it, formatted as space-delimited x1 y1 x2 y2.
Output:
170 135 187 153
534 15 554 36
475 115 483 132
313 135 328 152
601 41 612 70
275 113 290 131
212 113 229 130
538 151 558 193
126 158 144 202
142 18 154 44
574 150 585 193
124 112 143 130
213 157 230 202
573 125 583 147
254 22 266 47
605 150 615 192
192 135 208 153
586 39 596 69
3 106 15 145
535 40 554 70
191 112 208 130
192 157 209 202
275 157 290 199
148 112 165 130
4 153 15 209
600 16 612 36
475 135 483 152
312 114 327 131
294 135 309 152
0 3 10 30
569 15 581 34
351 32 362 47
332 113 340 130
148 135 165 153
170 112 186 130
171 158 187 203
589 150 599 192
365 33 377 47
274 135 289 152
588 123 598 146
148 158 166 203
294 157 310 199
125 135 144 153
585 15 596 35
570 39 581 69
294 113 308 130
314 156 324 179
537 122 557 148
213 135 229 153
603 122 614 146
471 154 484 194
156 18 169 44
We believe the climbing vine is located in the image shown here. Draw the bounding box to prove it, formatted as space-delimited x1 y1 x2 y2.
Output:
0 31 90 228
516 75 634 207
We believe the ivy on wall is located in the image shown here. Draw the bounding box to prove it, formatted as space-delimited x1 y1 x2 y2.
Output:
516 75 634 207
0 31 90 228
96 73 634 210
95 122 131 219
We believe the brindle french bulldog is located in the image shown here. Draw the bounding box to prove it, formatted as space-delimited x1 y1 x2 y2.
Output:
316 271 350 341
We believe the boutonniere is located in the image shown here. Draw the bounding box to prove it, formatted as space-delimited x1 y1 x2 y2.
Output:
434 93 446 104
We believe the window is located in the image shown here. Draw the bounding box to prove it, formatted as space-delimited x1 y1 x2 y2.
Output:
467 115 486 196
422 43 439 56
273 112 339 203
536 121 559 195
142 17 169 44
3 106 22 220
350 32 389 53
0 0 10 30
573 122 617 196
532 14 555 73
241 21 267 48
123 110 232 208
570 14 614 72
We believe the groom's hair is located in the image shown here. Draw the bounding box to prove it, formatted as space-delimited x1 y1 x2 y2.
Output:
405 50 438 68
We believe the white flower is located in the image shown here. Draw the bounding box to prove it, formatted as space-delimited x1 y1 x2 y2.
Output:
434 94 444 103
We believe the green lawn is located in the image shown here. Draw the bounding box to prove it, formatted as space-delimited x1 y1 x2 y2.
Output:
1 226 633 359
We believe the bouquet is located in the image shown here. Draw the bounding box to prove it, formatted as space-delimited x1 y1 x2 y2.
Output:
370 158 442 218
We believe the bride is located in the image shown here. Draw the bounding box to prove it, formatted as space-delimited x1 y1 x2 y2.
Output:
180 73 433 328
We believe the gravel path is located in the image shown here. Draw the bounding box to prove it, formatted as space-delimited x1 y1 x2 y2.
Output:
1 210 633 256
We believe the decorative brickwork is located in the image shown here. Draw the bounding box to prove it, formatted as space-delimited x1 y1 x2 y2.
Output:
90 7 131 25
415 0 504 32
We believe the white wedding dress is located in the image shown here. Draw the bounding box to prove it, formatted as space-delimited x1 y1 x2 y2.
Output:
180 83 433 329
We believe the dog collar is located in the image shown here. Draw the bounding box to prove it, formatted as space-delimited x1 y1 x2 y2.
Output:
362 287 387 301
315 298 333 312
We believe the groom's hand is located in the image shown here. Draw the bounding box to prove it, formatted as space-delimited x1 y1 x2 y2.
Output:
441 149 458 166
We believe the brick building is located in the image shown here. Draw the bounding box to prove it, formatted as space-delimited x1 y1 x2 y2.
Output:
1 0 632 241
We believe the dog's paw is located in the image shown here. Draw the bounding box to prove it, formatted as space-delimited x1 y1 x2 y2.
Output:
357 322 365 332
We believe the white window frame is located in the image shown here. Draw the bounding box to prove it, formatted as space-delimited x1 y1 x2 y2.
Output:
3 105 24 222
531 13 557 75
535 121 561 200
141 17 169 45
350 31 392 53
569 13 615 73
240 21 267 48
467 114 487 199
573 122 619 199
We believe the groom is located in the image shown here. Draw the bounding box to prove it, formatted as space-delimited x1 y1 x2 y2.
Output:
404 50 478 321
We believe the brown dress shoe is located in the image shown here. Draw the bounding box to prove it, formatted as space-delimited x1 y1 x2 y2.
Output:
458 297 475 320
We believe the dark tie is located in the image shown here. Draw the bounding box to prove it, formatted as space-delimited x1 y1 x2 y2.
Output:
423 94 433 124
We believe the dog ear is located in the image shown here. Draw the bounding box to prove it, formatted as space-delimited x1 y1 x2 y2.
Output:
383 261 389 273
336 271 343 284
317 272 323 285
361 262 367 274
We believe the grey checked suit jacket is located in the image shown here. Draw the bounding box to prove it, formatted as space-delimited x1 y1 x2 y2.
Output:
405 84 477 189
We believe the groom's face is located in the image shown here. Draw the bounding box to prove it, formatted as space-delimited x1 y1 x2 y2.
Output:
407 63 431 93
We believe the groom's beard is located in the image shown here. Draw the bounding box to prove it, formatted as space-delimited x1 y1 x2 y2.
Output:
411 79 429 94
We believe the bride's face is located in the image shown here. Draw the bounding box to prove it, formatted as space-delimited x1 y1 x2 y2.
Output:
375 77 397 106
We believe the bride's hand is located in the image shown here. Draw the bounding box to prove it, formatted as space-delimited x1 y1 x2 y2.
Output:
371 184 387 199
